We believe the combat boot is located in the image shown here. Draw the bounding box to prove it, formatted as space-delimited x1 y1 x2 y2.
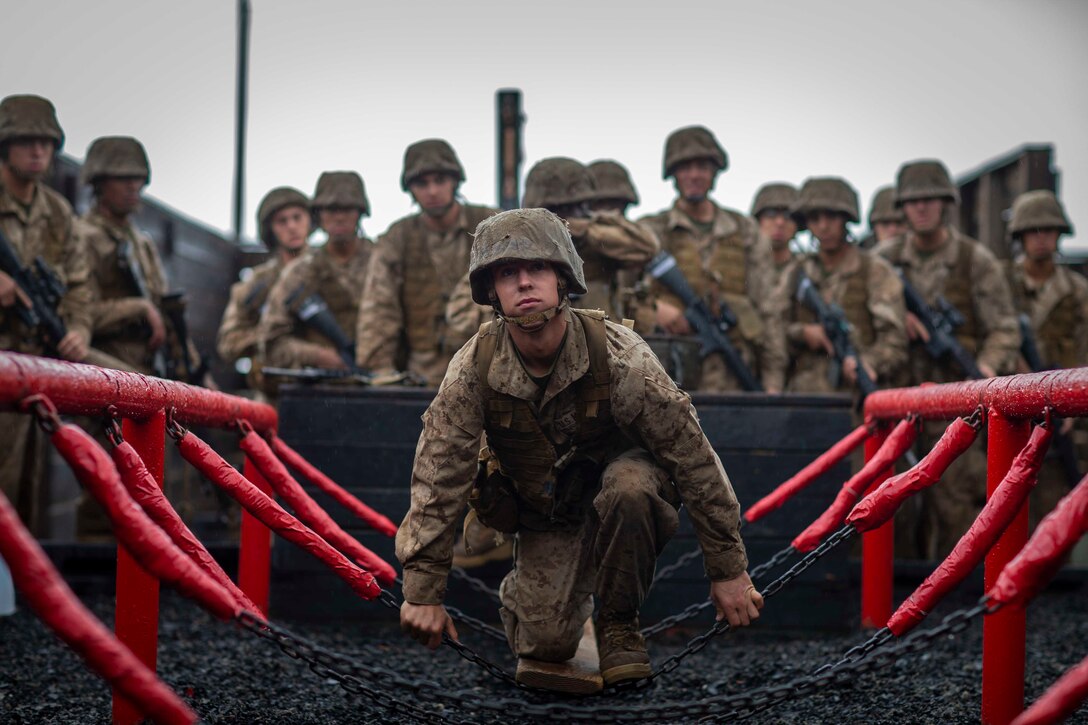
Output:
451 511 513 568
595 611 650 685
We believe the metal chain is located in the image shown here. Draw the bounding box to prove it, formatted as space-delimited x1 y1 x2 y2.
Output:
641 544 795 638
812 626 894 676
449 565 503 605
649 546 704 586
389 579 507 643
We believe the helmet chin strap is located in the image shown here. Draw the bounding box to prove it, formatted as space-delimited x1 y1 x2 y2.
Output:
497 300 567 331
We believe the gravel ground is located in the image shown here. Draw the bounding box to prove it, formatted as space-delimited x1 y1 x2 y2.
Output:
1 580 1085 725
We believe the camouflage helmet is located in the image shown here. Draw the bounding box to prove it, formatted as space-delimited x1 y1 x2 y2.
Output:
257 186 310 247
0 94 64 150
750 182 800 217
795 177 860 223
894 159 960 206
468 208 588 306
400 138 465 191
867 186 903 226
587 159 639 205
522 157 596 209
662 125 728 179
80 136 150 185
312 171 369 216
1008 190 1073 238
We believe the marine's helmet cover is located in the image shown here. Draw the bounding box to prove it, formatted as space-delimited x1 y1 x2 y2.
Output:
257 186 310 247
1008 189 1073 238
468 207 588 306
81 136 151 185
522 157 597 209
662 125 728 179
894 159 960 206
868 185 903 226
588 159 639 205
795 177 860 223
313 171 370 216
0 94 64 150
401 138 465 191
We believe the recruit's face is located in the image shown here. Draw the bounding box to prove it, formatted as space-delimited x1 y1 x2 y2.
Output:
409 172 457 218
758 209 798 246
902 197 944 235
874 220 905 242
97 177 145 217
271 204 311 252
672 158 717 203
490 260 560 318
4 137 54 181
807 210 848 250
1021 229 1060 263
318 206 362 241
589 198 629 215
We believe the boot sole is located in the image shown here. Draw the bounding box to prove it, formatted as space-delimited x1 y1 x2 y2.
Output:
515 620 603 695
601 661 651 686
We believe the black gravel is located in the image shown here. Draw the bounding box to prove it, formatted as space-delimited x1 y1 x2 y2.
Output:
1 580 1085 725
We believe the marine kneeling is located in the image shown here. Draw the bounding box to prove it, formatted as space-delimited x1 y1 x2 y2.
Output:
397 208 763 691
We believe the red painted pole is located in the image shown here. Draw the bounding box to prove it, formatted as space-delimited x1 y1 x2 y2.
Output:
112 409 165 725
238 457 272 615
860 426 894 628
982 409 1031 725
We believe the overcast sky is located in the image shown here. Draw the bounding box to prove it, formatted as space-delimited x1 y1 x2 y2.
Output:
3 0 1086 250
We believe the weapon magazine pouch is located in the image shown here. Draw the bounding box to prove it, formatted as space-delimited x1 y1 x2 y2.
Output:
468 448 519 533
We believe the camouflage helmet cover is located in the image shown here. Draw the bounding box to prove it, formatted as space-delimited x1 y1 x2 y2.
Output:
868 185 903 226
587 159 639 205
795 177 860 223
400 138 465 191
522 157 596 209
312 171 369 216
662 125 728 179
81 136 151 185
751 182 805 230
257 186 310 246
468 208 588 306
1008 189 1073 237
0 94 64 150
894 159 960 206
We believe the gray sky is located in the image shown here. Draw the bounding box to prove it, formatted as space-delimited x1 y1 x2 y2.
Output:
4 0 1086 250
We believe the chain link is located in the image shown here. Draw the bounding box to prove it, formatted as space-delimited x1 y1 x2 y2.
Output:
449 565 503 605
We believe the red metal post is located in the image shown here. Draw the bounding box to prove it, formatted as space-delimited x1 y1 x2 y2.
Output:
112 409 165 725
238 457 272 615
982 409 1031 725
860 426 894 628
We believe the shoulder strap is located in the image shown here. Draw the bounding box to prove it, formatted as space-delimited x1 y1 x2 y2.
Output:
571 309 611 420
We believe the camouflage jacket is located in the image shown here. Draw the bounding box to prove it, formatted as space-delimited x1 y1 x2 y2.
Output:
259 240 373 368
0 180 92 352
79 209 167 369
780 246 907 393
1008 260 1088 370
639 201 787 391
396 308 748 605
875 227 1020 383
565 211 659 319
356 204 497 386
217 255 286 364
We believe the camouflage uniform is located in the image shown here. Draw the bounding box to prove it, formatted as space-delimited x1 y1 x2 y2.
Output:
397 209 747 662
217 187 310 388
875 160 1021 558
1005 190 1088 527
259 172 373 369
858 186 903 250
0 95 91 532
751 182 803 292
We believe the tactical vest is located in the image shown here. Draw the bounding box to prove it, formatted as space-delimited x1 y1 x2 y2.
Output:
790 252 876 347
475 309 621 530
402 206 493 354
888 233 979 353
300 249 362 346
1009 267 1083 369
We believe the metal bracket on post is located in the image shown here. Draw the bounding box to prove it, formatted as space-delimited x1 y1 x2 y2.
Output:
112 408 166 725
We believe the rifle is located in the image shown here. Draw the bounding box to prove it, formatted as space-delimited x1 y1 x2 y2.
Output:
0 227 69 351
160 291 208 384
285 286 359 371
896 270 984 380
1017 313 1083 486
795 273 877 401
116 238 169 378
646 251 763 392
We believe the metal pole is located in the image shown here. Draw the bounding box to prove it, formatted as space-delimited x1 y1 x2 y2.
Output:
112 409 165 725
231 0 251 242
982 409 1030 725
860 426 894 628
496 89 523 210
238 457 272 615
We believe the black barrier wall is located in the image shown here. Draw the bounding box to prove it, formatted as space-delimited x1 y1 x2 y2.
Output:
274 387 855 631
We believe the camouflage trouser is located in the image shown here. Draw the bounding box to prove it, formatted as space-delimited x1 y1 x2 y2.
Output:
0 410 47 535
498 449 680 661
